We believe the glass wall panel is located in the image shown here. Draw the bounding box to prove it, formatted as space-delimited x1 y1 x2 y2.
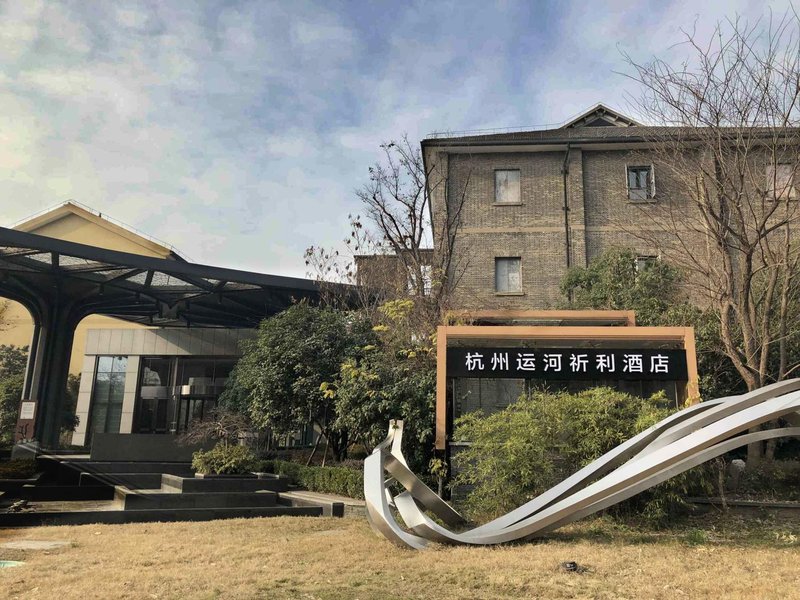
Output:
134 356 242 435
88 355 128 442
136 357 174 433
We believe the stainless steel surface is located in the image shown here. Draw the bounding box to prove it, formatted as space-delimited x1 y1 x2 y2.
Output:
364 381 800 549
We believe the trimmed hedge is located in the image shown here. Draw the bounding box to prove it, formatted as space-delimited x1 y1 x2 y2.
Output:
263 460 364 500
0 459 37 479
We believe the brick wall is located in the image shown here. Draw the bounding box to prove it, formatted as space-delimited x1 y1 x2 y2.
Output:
439 146 704 309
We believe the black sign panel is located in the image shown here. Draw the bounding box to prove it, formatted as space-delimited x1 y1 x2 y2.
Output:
447 348 688 381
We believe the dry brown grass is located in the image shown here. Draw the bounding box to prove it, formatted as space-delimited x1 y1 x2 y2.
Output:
0 516 799 600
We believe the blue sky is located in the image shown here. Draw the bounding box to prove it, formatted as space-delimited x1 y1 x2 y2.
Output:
0 0 790 276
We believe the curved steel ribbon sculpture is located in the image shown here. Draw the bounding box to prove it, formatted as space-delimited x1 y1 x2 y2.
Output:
364 379 800 549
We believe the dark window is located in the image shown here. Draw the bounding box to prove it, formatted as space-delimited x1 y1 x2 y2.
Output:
135 357 239 435
88 355 127 440
495 257 521 293
495 170 521 204
136 357 174 434
627 165 654 201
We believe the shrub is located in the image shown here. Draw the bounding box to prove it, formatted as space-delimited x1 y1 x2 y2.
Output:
0 459 37 479
261 459 364 499
191 443 258 475
736 460 800 500
452 388 712 524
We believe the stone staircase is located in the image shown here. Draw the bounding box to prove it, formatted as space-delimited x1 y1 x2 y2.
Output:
0 456 340 526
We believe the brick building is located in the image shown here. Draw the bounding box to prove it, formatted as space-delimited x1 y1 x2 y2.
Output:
420 104 734 309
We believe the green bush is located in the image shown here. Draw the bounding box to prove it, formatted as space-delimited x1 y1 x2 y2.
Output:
0 459 37 479
452 388 712 524
736 460 800 500
191 443 258 475
261 459 364 499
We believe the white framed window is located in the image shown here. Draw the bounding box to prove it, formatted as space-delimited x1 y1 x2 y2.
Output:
626 165 655 201
407 264 433 295
495 257 521 293
635 255 659 273
767 163 796 200
494 170 521 204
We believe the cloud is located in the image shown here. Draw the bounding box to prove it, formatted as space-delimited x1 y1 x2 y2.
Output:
0 0 796 278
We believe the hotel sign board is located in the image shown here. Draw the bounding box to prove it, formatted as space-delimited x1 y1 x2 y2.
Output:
447 348 688 381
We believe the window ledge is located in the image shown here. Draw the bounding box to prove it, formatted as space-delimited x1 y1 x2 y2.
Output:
492 202 524 207
495 291 525 296
627 198 657 204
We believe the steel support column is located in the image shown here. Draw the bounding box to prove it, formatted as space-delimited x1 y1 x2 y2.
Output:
30 297 79 449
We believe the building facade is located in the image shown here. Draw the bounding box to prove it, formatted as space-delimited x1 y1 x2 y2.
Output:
421 104 756 309
1 201 183 374
71 327 254 446
1 202 332 451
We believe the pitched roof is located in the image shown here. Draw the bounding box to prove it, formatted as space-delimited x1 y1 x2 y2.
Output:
421 103 800 147
560 103 641 128
422 124 800 146
11 201 187 261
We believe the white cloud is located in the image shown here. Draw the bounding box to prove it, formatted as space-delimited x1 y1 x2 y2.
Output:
1 0 797 280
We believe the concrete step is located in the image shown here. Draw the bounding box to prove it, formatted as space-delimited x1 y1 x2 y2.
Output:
161 474 290 493
0 505 322 527
119 489 278 510
18 485 114 502
72 461 194 475
80 472 163 490
279 491 345 517
50 460 193 486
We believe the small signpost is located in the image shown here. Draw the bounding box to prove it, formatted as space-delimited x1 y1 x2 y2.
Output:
19 402 35 420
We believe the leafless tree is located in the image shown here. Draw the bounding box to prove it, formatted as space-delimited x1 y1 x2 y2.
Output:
179 409 251 448
305 135 470 333
620 13 800 462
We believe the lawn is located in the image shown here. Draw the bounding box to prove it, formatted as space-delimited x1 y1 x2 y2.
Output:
1 514 799 599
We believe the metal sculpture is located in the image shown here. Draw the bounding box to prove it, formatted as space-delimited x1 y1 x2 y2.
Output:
364 379 800 549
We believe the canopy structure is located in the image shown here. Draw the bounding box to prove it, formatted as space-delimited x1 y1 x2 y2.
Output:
0 226 352 448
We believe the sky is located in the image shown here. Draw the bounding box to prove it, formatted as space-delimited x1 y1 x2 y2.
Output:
0 0 792 277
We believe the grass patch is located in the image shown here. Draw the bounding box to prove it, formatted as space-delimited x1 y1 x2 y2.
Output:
0 515 799 599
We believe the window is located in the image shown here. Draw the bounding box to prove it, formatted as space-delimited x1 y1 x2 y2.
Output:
767 163 796 199
407 264 433 295
495 257 521 293
89 355 127 439
626 165 654 201
495 170 520 204
635 255 659 273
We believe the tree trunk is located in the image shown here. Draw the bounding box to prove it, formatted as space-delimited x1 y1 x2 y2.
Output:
305 431 322 466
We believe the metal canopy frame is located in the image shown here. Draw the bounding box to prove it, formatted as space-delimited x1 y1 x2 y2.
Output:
0 226 353 448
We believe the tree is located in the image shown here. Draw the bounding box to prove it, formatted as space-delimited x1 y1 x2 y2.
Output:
619 14 800 464
0 345 28 446
332 299 436 474
219 302 373 461
305 135 470 337
561 248 743 400
620 14 800 395
561 247 681 326
0 344 27 380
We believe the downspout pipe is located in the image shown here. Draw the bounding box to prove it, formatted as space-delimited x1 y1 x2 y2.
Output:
561 143 572 271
